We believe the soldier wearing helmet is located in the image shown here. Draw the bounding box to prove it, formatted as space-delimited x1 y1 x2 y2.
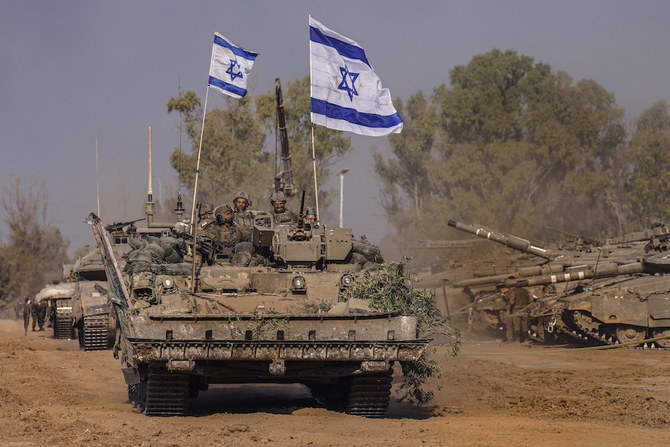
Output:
270 190 297 225
197 202 217 236
232 191 253 241
214 204 242 247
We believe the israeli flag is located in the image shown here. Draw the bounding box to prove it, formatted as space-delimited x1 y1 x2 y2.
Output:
309 17 402 136
208 32 258 99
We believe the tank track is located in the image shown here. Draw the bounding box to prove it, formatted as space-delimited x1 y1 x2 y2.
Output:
53 301 75 339
80 315 111 351
129 365 190 416
345 371 393 418
564 310 669 350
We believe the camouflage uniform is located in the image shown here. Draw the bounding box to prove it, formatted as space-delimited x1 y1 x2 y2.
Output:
270 191 296 225
273 209 297 225
30 297 47 331
232 191 254 242
503 287 531 342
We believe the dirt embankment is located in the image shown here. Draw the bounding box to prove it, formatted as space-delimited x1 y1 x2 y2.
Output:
1 319 668 446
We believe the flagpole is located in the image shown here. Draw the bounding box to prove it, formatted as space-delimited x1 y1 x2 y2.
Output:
189 86 211 231
311 124 320 221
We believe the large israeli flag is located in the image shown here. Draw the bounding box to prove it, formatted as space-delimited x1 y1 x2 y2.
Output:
309 17 402 136
208 32 258 99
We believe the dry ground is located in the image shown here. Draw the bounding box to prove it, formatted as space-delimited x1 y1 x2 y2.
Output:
1 319 669 446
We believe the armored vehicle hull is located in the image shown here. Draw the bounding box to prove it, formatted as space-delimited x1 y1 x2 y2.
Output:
89 213 430 417
560 274 670 348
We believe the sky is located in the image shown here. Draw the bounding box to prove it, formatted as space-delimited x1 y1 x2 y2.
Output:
1 0 669 255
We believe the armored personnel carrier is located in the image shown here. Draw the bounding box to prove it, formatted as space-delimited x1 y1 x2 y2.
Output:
88 211 430 417
35 283 76 339
70 246 119 350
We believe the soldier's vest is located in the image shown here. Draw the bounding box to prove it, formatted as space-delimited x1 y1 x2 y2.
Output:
273 209 297 225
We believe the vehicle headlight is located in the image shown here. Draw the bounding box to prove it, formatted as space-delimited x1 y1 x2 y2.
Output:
291 275 306 290
340 274 354 287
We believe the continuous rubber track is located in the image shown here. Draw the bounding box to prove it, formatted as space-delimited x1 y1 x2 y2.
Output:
345 371 393 418
127 365 190 416
53 302 75 339
80 315 110 351
564 310 669 350
144 369 190 416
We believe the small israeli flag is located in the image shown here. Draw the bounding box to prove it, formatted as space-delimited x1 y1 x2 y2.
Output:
309 16 402 136
208 33 258 99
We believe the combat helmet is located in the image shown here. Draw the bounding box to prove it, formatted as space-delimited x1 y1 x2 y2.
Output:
198 202 214 216
233 191 252 208
270 190 287 203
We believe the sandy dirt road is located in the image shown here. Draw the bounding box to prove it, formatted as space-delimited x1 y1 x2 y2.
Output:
1 319 668 446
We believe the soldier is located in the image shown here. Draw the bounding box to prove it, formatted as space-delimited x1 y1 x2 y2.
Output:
305 207 318 227
197 202 215 228
502 287 531 342
270 190 297 225
30 296 47 331
214 205 242 248
232 191 254 241
23 297 31 335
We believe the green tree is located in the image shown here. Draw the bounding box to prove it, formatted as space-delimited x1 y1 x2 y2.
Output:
374 49 629 242
627 100 670 228
255 76 352 212
168 92 269 207
432 50 626 239
373 92 441 233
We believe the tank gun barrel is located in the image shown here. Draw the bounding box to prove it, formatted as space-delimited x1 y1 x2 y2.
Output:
501 261 648 288
448 220 551 259
454 263 567 288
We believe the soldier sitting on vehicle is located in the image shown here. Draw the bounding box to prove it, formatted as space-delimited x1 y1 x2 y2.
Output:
305 207 318 228
270 190 297 225
197 202 215 230
214 205 242 248
232 191 254 242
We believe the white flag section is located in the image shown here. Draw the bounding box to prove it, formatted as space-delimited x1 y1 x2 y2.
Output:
309 17 402 136
208 32 258 99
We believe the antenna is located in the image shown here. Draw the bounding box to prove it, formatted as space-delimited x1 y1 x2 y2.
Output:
95 132 100 217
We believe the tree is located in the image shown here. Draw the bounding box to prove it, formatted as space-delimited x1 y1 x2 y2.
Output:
374 49 629 242
168 92 269 206
432 50 626 239
627 100 670 228
373 92 441 231
255 76 352 212
0 172 69 315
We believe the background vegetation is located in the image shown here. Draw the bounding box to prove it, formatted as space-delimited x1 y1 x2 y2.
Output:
2 48 670 313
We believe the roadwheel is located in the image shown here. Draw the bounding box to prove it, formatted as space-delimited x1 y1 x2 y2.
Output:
615 325 646 346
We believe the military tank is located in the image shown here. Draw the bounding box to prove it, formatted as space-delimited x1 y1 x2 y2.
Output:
88 210 430 417
446 219 670 344
35 282 77 339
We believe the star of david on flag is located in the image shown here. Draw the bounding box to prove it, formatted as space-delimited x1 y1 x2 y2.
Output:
309 16 402 136
208 32 258 99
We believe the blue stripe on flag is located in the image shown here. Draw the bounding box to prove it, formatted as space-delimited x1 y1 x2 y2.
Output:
214 34 258 61
309 26 370 67
311 98 402 129
209 76 247 97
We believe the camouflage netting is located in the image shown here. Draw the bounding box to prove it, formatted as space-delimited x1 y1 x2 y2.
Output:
341 258 460 404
